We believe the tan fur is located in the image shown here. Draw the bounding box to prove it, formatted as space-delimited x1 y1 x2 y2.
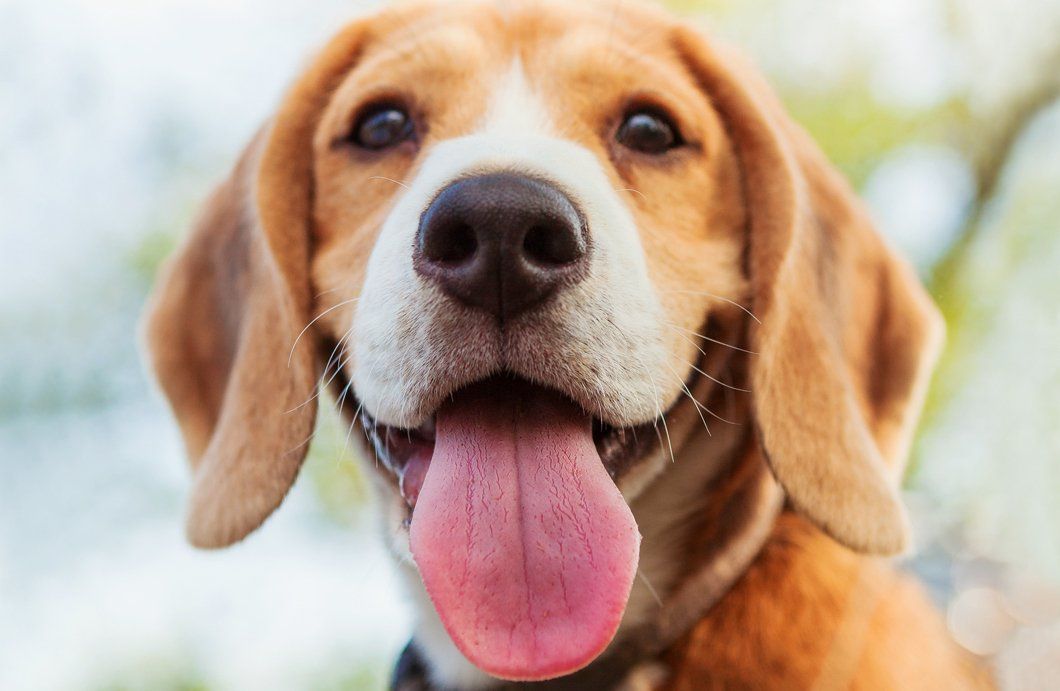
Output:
670 27 945 555
665 514 992 690
142 1 987 687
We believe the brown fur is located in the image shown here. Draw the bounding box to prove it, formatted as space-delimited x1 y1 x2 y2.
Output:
142 1 989 687
665 514 992 690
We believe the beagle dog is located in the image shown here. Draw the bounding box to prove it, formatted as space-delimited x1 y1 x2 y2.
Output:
143 1 995 688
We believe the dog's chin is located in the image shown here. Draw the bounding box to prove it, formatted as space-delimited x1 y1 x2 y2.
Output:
360 373 665 514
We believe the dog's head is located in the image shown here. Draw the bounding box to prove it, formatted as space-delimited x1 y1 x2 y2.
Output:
143 0 942 684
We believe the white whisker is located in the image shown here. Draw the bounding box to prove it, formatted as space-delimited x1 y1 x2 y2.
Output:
659 288 761 324
664 360 711 438
671 330 751 393
285 327 355 415
368 175 410 190
665 321 757 355
617 186 646 200
645 368 676 464
288 297 360 367
637 569 663 608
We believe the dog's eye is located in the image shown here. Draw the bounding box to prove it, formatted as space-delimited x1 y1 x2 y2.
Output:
353 105 414 150
616 110 681 154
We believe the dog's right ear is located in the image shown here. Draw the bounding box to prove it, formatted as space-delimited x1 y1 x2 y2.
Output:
142 22 371 548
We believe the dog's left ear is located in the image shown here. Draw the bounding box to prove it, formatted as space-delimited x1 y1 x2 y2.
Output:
142 22 370 548
674 27 944 555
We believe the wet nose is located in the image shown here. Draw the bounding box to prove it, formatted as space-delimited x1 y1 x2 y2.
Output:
414 173 589 321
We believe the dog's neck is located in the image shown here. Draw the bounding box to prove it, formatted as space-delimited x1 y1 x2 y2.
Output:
391 339 784 690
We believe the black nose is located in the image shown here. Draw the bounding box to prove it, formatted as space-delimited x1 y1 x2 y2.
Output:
414 173 589 320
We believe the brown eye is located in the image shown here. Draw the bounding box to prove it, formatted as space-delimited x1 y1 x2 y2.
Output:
616 110 681 154
353 105 414 150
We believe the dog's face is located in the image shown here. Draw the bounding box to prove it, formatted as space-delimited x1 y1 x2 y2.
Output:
310 3 746 439
144 0 943 685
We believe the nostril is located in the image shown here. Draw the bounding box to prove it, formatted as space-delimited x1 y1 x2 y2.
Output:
415 173 591 320
522 223 583 266
425 222 478 265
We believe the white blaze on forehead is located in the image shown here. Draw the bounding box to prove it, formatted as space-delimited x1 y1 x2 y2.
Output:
480 60 555 136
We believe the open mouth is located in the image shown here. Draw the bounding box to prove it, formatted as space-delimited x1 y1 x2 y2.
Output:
362 375 661 511
359 375 655 681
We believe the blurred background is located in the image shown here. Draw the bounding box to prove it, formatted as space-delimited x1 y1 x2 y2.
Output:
1 0 1058 688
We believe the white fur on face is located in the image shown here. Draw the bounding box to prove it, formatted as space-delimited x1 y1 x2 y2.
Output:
351 62 672 430
352 62 677 687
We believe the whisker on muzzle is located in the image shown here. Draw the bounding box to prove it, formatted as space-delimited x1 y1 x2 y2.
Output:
658 288 761 324
340 395 366 469
285 334 358 453
288 296 360 367
663 360 712 438
285 326 355 415
367 175 410 190
665 320 757 355
672 359 742 427
634 355 676 465
616 186 647 201
637 568 663 608
669 329 752 394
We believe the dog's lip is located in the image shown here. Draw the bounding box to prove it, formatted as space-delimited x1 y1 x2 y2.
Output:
362 416 436 506
360 375 663 509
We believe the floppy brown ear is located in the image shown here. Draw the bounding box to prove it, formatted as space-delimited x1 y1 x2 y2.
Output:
142 22 370 548
674 27 944 555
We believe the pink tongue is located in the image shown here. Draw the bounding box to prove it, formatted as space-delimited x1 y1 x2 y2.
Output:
409 381 641 681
